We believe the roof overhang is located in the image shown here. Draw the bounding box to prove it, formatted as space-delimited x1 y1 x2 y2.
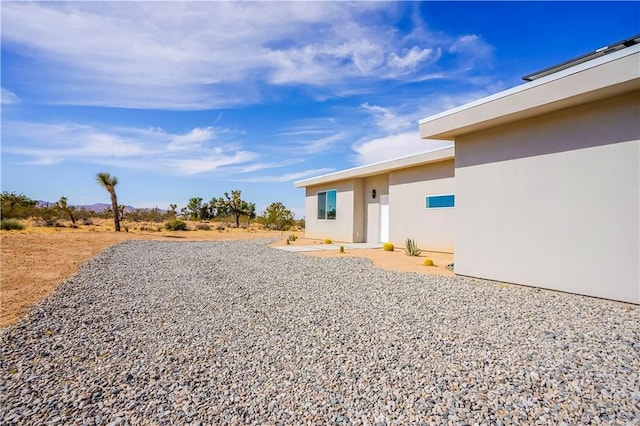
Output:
419 44 640 141
294 146 454 188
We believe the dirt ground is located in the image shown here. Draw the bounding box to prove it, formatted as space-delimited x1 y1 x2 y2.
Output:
1 219 452 328
269 237 454 277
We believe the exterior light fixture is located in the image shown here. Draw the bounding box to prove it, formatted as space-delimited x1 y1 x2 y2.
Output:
372 189 377 199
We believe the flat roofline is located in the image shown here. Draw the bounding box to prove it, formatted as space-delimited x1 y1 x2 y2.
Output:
522 34 640 81
419 43 640 140
294 146 454 188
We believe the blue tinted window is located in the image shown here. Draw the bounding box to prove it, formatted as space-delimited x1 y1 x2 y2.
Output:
326 190 336 219
318 190 337 219
317 191 326 219
426 194 455 208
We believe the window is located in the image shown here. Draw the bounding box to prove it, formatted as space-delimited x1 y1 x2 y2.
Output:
317 189 337 220
425 194 455 208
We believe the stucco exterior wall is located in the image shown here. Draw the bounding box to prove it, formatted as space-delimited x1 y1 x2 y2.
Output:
304 180 356 242
389 160 455 252
455 90 640 303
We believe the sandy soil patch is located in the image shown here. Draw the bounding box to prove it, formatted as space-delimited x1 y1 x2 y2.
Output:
269 237 454 277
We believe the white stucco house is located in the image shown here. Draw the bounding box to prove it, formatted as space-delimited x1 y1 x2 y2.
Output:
295 147 455 252
295 36 639 304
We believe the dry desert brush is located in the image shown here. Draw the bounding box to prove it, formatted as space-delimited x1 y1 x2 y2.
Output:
165 219 188 231
1 219 25 230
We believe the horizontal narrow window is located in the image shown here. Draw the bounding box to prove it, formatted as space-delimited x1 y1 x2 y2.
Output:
317 189 337 220
426 194 455 208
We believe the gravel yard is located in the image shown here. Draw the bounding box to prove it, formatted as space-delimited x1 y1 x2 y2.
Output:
1 240 638 425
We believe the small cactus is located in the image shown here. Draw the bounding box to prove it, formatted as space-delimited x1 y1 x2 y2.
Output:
404 238 422 256
324 238 332 244
339 245 345 254
383 242 394 251
423 258 434 266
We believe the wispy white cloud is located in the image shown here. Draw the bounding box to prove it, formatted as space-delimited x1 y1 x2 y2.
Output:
165 151 257 176
275 118 352 155
234 168 335 183
449 34 494 70
1 2 494 109
1 120 266 176
352 132 453 165
360 103 413 133
168 127 216 151
1 87 20 105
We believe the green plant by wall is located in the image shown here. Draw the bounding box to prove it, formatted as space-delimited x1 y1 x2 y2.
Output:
164 219 188 231
288 234 298 242
404 238 422 256
1 219 25 231
383 242 394 251
423 258 434 266
324 238 332 244
339 245 345 254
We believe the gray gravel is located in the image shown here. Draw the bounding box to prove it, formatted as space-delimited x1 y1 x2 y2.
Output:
1 239 639 425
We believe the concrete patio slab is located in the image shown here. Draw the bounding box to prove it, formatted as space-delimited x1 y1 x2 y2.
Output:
274 243 383 252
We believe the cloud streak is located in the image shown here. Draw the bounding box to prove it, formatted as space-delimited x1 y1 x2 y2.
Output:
352 132 453 165
1 2 494 110
1 120 263 176
1 87 20 105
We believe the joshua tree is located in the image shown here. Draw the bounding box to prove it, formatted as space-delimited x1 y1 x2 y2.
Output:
54 196 76 225
222 190 255 228
168 203 177 219
96 172 121 232
186 197 203 220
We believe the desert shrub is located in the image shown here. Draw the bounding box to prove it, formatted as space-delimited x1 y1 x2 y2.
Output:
82 218 94 226
287 234 298 242
1 219 24 230
36 206 64 226
196 223 211 230
1 192 37 219
404 238 422 256
285 239 290 245
324 238 332 244
383 242 394 251
37 218 64 227
423 258 434 266
339 245 345 254
126 207 164 223
165 219 188 231
261 202 294 230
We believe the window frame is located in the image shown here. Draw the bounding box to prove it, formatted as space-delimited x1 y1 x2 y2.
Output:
317 189 337 220
425 194 455 209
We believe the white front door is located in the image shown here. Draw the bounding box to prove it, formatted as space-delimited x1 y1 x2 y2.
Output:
379 195 389 243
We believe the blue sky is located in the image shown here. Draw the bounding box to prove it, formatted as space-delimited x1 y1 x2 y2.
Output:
2 1 638 218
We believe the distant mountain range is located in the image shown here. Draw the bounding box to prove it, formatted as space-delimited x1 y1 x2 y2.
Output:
37 201 139 212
